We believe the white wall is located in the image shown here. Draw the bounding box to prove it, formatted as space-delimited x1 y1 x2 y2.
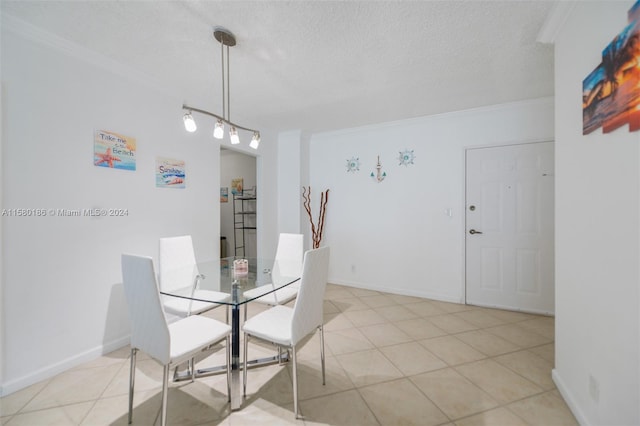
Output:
300 132 312 236
0 50 5 394
277 130 302 236
1 18 220 395
220 149 256 257
553 2 640 425
309 97 554 302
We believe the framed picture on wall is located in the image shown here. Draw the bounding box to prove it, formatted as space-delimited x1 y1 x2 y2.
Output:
94 129 136 171
155 157 185 189
231 178 243 195
582 1 640 134
221 187 229 203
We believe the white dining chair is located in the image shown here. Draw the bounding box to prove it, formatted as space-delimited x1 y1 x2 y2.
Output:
242 246 330 419
159 235 230 320
242 233 303 320
121 254 231 426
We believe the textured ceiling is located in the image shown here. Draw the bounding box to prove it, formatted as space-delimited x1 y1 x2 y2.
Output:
1 1 556 135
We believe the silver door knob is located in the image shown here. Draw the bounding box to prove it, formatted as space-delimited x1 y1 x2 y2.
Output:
469 229 483 235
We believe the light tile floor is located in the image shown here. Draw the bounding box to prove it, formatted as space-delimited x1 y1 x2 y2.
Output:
1 284 578 425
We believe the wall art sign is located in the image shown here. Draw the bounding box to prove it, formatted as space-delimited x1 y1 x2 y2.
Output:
155 157 185 188
94 130 136 170
221 187 229 203
583 0 640 134
231 178 244 195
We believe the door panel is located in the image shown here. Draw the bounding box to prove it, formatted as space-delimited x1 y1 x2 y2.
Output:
465 142 554 314
481 248 502 290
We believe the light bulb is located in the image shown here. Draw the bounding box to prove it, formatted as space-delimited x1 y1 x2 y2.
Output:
183 112 197 132
213 119 224 139
230 126 240 144
249 132 261 149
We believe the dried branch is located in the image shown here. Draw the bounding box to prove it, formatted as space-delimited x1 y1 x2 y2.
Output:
302 186 316 243
302 186 329 248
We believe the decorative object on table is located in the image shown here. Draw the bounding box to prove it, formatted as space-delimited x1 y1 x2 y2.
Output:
181 27 261 149
155 157 185 188
302 186 329 249
346 156 360 173
94 129 136 171
370 155 387 183
220 187 229 203
231 178 243 195
582 0 640 135
233 258 248 276
398 149 416 166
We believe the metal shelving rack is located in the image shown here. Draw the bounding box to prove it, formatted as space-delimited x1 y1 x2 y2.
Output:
232 193 256 256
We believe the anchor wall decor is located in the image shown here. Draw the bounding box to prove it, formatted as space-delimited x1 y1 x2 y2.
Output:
370 155 387 183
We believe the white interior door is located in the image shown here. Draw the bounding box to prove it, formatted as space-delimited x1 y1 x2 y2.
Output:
465 142 554 314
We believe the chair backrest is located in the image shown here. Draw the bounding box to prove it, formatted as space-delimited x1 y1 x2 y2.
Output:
159 235 199 293
121 254 171 365
291 246 330 345
272 233 303 283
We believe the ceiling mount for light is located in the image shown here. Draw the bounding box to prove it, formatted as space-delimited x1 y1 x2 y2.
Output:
213 27 236 47
182 27 261 149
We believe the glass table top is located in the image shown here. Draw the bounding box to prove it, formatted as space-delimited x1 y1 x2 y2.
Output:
159 256 300 306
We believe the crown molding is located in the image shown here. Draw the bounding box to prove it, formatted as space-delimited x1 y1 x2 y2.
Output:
1 13 177 98
537 1 578 44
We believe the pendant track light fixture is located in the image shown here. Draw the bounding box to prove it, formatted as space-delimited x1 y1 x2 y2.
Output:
182 27 261 149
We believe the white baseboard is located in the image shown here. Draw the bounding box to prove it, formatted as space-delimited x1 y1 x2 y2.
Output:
0 335 130 397
466 300 555 316
552 368 588 426
329 279 462 304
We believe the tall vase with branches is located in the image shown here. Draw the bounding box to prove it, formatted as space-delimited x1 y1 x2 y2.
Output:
302 187 329 249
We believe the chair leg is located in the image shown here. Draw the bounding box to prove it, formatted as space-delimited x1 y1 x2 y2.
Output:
173 366 179 381
243 333 249 396
189 358 195 382
319 325 326 385
128 348 137 424
243 303 247 322
292 346 300 419
226 335 231 402
161 364 169 426
226 305 230 324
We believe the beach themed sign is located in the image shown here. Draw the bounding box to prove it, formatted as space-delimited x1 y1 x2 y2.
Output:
94 130 136 170
231 178 243 195
156 157 185 189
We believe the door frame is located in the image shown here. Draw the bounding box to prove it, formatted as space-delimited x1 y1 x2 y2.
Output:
462 138 554 311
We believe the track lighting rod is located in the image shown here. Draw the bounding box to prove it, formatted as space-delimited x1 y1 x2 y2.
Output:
182 104 258 134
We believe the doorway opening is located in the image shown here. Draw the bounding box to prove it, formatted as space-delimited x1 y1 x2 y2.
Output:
220 148 257 258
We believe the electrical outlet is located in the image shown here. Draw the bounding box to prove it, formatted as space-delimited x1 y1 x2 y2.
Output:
589 375 600 402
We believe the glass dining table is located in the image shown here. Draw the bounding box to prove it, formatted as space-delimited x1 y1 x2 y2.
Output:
159 256 300 410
